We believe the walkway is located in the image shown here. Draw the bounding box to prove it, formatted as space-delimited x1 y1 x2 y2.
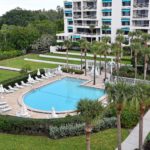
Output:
119 110 150 150
53 51 116 59
0 66 21 72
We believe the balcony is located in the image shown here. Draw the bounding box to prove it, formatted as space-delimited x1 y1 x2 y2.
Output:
133 3 149 8
132 20 149 27
83 15 96 19
73 6 81 11
73 15 82 19
133 14 148 19
74 23 98 26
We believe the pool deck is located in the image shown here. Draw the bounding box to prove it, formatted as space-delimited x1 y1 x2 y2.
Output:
1 72 108 119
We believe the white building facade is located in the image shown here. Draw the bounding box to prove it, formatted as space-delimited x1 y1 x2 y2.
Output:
57 0 150 43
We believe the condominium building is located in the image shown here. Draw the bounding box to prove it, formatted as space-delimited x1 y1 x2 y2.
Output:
56 0 150 43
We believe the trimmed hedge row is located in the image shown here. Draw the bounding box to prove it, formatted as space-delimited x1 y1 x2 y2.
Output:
0 115 84 136
0 50 23 60
0 69 45 88
49 117 116 139
62 68 84 74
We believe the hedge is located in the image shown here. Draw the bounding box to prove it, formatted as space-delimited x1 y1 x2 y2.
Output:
62 68 84 74
0 69 45 88
49 117 116 139
0 50 23 60
0 115 84 136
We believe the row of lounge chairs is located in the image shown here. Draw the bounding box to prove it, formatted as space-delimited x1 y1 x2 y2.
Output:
0 100 12 113
3 72 56 94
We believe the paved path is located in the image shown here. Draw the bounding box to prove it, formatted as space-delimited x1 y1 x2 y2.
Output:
119 110 150 150
53 51 116 59
0 66 21 72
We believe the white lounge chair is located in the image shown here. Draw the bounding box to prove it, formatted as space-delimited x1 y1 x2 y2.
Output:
35 77 43 81
8 85 18 91
0 107 12 113
0 101 7 105
4 88 13 93
15 83 23 89
21 81 31 86
41 74 48 79
0 104 9 109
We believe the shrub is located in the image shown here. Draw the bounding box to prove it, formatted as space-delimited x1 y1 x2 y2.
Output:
20 65 31 74
49 117 116 139
103 103 139 128
0 115 84 136
0 50 23 60
62 68 84 74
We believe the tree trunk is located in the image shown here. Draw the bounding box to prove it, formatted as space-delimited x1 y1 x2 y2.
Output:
117 111 122 150
144 54 148 80
81 50 83 71
105 54 107 79
99 55 102 75
116 53 119 81
66 48 69 72
85 50 87 76
135 53 137 79
93 55 96 85
85 124 92 150
139 102 145 150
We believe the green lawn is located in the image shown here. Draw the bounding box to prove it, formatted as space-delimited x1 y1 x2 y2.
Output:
0 129 128 150
0 54 58 70
0 70 20 83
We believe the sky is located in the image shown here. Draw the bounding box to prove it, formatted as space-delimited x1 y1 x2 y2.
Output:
0 0 63 16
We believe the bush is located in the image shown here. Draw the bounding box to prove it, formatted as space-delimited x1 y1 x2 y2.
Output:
0 50 23 60
0 115 84 136
103 103 139 128
20 65 31 74
62 68 84 74
49 117 116 139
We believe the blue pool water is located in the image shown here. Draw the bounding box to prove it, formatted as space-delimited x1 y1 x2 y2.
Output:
24 77 105 112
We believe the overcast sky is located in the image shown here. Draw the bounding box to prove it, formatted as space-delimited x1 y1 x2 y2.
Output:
0 0 63 16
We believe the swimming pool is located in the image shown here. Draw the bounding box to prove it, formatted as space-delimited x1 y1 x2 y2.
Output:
23 77 105 113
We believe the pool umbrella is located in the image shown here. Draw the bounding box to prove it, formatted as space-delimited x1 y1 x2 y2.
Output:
37 69 41 76
51 107 58 118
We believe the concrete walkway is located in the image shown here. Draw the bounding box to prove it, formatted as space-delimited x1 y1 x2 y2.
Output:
119 110 150 150
0 66 21 72
53 51 116 59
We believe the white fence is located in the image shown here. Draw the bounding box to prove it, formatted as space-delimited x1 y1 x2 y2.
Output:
111 76 150 85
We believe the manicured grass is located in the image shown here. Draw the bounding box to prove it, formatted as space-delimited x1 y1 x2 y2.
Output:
0 70 20 83
0 129 128 150
0 54 58 70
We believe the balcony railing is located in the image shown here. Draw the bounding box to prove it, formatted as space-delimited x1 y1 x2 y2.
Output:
133 14 148 18
73 7 81 11
83 6 97 10
133 3 149 8
133 23 149 27
73 15 81 19
75 32 100 35
74 23 98 26
83 15 96 19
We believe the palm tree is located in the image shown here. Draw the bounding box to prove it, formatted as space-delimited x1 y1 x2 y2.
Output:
81 39 90 76
89 25 95 43
142 47 150 80
130 38 142 79
111 42 121 79
101 36 111 80
79 39 85 71
132 84 146 150
106 82 132 150
116 29 125 58
91 42 99 85
77 99 103 150
97 41 104 75
141 33 150 80
64 40 72 71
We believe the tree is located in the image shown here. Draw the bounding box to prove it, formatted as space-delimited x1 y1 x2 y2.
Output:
130 38 142 79
91 42 99 85
101 36 111 79
79 39 85 71
77 99 103 150
97 41 104 75
132 84 146 150
64 40 72 71
141 33 150 80
89 25 95 43
31 34 55 53
80 39 90 76
106 82 132 150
